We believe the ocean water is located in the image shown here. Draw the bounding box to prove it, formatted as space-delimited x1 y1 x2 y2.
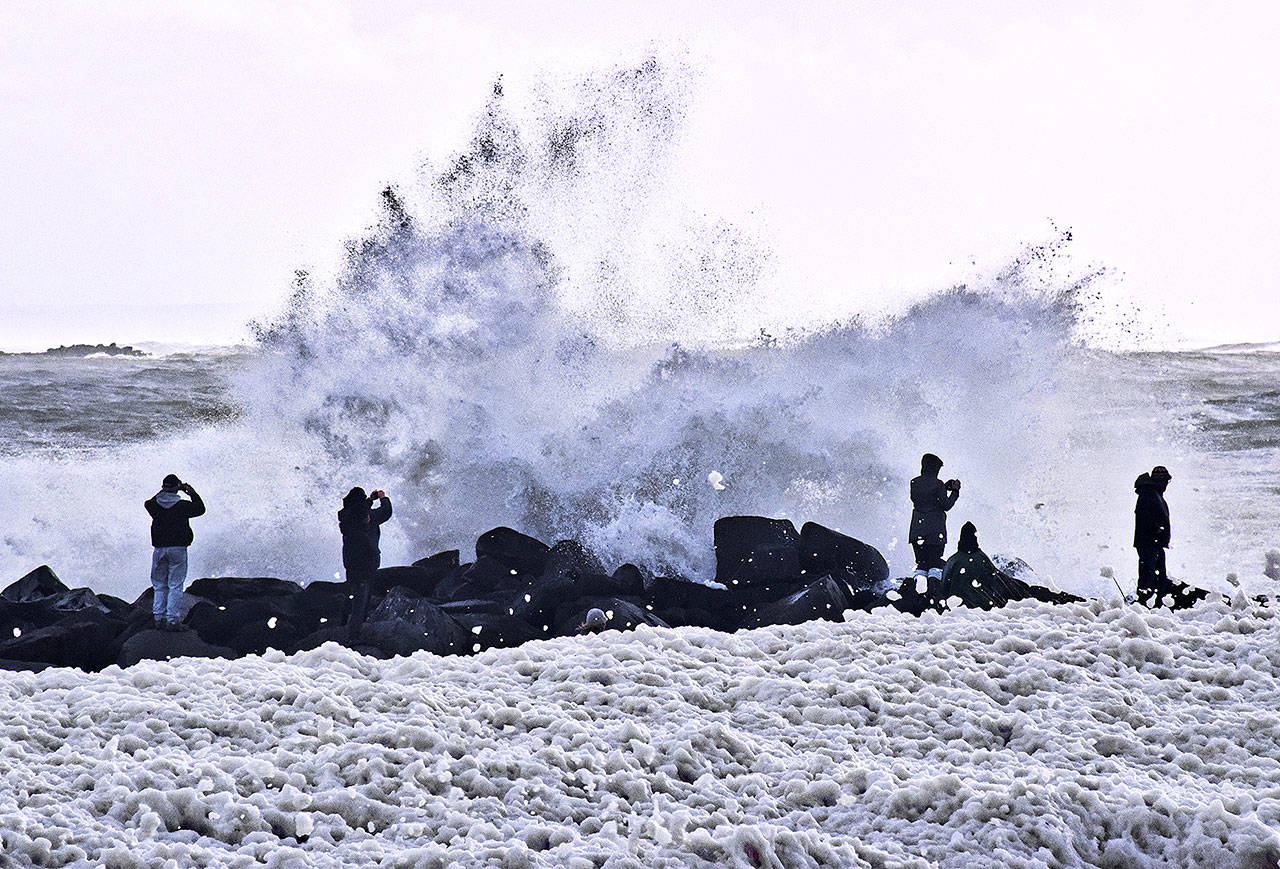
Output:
1 60 1276 603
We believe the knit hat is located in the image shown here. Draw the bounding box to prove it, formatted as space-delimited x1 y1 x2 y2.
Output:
161 474 182 492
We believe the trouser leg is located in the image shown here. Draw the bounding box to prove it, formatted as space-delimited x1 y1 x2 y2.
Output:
165 547 188 623
1136 547 1166 607
346 568 373 629
151 549 169 622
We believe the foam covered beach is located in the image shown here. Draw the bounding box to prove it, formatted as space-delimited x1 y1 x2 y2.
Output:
3 598 1278 868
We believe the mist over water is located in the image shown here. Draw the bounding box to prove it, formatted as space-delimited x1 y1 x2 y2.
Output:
1 61 1273 600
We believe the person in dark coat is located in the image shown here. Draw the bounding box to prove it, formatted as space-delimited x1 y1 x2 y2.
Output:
1134 465 1173 607
940 522 1020 610
909 453 960 587
144 474 206 630
339 487 393 632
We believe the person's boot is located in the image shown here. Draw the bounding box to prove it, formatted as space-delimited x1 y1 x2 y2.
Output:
153 616 165 631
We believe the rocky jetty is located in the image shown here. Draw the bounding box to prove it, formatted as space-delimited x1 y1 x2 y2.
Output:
0 516 1094 672
0 342 145 357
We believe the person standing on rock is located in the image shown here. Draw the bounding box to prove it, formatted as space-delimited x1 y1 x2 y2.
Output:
1133 465 1173 607
909 453 960 592
144 474 205 630
339 487 393 634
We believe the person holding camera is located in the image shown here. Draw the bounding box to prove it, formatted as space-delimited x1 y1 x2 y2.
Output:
144 474 206 630
908 453 960 590
338 486 393 633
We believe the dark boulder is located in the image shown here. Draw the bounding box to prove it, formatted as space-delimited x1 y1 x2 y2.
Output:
542 540 605 582
553 597 669 635
373 565 446 597
366 588 467 655
510 574 577 628
357 616 465 657
0 610 125 670
713 516 801 588
184 577 302 602
187 597 313 654
440 598 508 616
475 527 550 576
1 599 67 637
2 565 69 604
451 612 542 651
46 587 111 613
644 576 736 630
433 557 525 602
889 576 934 616
611 563 650 597
799 523 889 591
412 549 461 574
739 575 850 629
118 628 235 668
0 658 51 672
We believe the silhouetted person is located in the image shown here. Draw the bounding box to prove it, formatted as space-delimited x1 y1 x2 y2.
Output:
339 487 392 633
909 453 960 587
1134 465 1172 607
144 474 205 630
576 608 608 634
940 522 1020 610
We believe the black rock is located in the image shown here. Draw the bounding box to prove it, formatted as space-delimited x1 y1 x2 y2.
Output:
799 523 889 591
118 628 235 668
739 576 850 630
440 598 509 616
451 612 541 651
0 610 125 670
47 587 111 613
2 565 70 604
367 588 466 655
413 549 461 573
475 527 550 576
611 563 650 597
357 616 465 657
0 599 67 637
187 597 312 654
184 577 302 602
542 540 605 582
713 516 801 588
553 597 669 636
890 576 933 617
432 557 523 602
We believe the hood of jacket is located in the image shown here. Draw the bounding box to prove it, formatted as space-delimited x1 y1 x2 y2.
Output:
154 491 182 508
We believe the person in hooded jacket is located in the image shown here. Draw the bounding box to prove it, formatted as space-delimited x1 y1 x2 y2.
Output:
1134 465 1173 606
909 453 960 589
940 522 1020 610
144 474 205 630
339 487 393 632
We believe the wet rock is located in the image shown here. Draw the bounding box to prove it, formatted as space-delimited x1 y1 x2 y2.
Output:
433 557 525 602
0 610 125 670
611 563 650 597
451 612 541 651
357 616 465 657
553 597 669 635
542 540 605 582
475 527 550 576
184 577 302 602
738 576 851 629
799 523 889 591
118 628 235 668
714 516 801 589
367 588 467 654
1 565 69 604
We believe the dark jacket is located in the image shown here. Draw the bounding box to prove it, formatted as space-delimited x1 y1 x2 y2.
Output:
144 490 206 547
339 496 393 571
1133 473 1170 550
940 523 1027 609
909 474 959 546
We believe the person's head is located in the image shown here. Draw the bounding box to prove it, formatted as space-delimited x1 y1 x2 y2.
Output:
1151 465 1172 492
920 453 944 476
161 474 182 492
582 608 607 630
343 487 367 508
958 521 979 553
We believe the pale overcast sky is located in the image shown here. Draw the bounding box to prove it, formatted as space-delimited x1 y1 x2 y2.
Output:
2 1 1277 349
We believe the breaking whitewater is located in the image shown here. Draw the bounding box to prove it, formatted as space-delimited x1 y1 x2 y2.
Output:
4 63 1280 866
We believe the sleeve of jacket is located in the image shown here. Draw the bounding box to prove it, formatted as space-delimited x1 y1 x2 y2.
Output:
144 497 159 517
940 487 959 512
184 491 207 518
371 498 393 525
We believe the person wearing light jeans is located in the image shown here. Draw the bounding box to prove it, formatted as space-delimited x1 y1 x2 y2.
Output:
144 474 205 630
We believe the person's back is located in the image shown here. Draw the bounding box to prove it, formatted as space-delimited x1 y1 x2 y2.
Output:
1133 466 1172 606
909 453 960 586
143 474 205 630
339 487 393 632
940 522 1009 610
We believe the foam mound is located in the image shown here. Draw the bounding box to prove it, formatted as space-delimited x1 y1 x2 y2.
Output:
1 597 1278 867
